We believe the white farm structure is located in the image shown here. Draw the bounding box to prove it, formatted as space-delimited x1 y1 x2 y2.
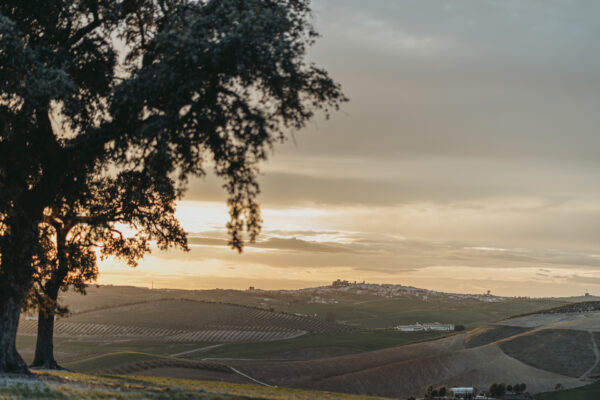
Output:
395 322 454 332
449 387 475 399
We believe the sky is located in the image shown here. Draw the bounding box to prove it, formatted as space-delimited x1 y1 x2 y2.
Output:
100 0 600 297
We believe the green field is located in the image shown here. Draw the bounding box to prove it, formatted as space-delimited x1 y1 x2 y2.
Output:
16 335 209 365
63 352 172 373
196 330 447 359
18 331 446 373
536 381 600 400
0 371 392 400
277 298 566 329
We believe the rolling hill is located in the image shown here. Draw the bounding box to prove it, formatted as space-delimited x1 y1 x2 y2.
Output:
19 298 355 343
202 305 600 399
15 285 599 399
49 284 568 329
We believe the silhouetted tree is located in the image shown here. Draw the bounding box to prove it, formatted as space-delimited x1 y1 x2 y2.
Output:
518 383 527 394
424 386 439 399
425 385 434 399
0 0 346 373
25 172 187 369
437 386 447 397
488 383 497 397
489 382 506 398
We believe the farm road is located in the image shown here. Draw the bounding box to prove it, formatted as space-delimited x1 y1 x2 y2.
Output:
229 366 276 387
580 330 599 380
170 344 223 357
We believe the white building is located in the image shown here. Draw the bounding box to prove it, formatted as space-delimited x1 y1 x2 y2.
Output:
423 322 455 331
450 387 475 399
396 323 423 332
396 322 454 332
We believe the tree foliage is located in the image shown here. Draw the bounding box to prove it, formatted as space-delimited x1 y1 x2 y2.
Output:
0 0 346 373
489 382 506 398
25 170 188 317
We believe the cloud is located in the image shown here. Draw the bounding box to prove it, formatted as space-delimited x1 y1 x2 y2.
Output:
252 237 354 253
188 236 356 254
158 229 600 277
569 275 600 286
103 0 600 298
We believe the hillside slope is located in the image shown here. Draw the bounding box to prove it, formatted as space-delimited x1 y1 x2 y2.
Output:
223 334 581 399
19 299 354 343
203 307 600 398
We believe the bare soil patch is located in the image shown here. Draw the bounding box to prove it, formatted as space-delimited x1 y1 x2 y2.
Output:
498 329 595 377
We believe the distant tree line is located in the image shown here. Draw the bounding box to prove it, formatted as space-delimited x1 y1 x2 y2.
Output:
488 382 527 398
424 385 448 399
416 382 528 399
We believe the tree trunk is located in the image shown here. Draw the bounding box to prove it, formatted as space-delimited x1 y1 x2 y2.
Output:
31 305 60 369
31 227 68 370
0 217 39 374
0 284 30 374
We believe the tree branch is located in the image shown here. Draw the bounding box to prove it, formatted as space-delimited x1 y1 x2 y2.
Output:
66 13 102 47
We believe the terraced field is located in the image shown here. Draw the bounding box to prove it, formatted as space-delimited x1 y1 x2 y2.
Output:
19 319 307 343
19 298 355 343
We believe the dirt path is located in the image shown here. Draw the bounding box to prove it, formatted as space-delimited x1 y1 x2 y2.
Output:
580 331 599 380
228 366 276 387
169 344 223 357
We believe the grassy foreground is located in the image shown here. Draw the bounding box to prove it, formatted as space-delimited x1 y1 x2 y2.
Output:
536 381 600 400
0 371 391 400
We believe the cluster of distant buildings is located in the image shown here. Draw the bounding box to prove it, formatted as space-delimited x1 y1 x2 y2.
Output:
327 279 504 302
396 322 454 332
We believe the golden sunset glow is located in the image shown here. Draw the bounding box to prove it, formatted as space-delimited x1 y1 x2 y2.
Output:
100 0 600 297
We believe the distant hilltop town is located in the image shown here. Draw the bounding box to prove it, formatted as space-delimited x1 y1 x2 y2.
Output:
245 279 534 309
323 279 507 303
